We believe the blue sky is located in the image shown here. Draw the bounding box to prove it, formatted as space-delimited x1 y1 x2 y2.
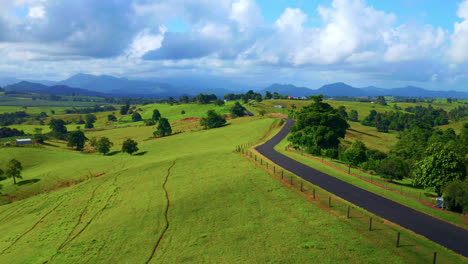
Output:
1 0 468 91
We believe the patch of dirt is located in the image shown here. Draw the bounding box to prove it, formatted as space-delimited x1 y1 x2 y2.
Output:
268 113 288 118
181 117 201 121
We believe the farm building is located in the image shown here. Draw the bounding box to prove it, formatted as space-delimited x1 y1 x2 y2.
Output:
274 105 284 108
16 138 32 145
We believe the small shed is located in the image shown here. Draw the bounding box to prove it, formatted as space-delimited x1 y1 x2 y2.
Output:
16 138 32 145
274 105 284 109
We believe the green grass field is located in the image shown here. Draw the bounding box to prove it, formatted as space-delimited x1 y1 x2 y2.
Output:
1 102 467 263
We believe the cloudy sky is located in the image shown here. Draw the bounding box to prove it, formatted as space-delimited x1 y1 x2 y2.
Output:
1 0 468 90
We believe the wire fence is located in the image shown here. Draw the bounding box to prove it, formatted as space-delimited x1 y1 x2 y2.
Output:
234 144 462 264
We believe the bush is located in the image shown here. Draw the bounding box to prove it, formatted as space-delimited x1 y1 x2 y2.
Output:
200 110 226 129
443 179 468 213
230 102 246 118
144 119 156 126
122 138 138 155
132 112 142 122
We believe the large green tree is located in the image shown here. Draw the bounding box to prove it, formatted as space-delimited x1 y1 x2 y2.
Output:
97 137 113 155
122 138 139 155
414 143 466 196
341 140 367 167
68 130 88 151
443 179 468 213
6 159 22 184
85 114 97 129
200 110 226 129
230 102 246 118
132 112 142 122
288 95 349 152
152 109 161 121
154 118 172 137
49 119 67 136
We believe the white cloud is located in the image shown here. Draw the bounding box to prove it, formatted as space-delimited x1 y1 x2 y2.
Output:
126 27 166 59
27 5 45 19
447 0 468 64
275 8 306 32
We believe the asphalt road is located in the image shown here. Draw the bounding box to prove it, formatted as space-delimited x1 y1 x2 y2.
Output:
256 118 468 258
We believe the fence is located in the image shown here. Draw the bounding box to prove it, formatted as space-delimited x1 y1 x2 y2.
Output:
234 144 460 264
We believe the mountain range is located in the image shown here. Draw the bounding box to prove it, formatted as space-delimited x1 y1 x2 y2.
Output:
2 74 468 99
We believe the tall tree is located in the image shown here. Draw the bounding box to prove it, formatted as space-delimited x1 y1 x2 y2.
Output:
85 114 97 129
122 138 139 155
349 110 358 121
132 112 142 122
338 106 348 120
152 109 161 121
200 110 226 129
154 118 172 137
6 159 22 185
120 101 130 115
67 130 88 151
49 119 67 136
414 143 466 196
230 102 246 118
264 91 273 100
376 96 387 106
97 137 113 155
341 140 367 167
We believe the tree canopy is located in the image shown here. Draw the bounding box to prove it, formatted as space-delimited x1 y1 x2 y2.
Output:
132 112 142 122
230 102 246 118
68 130 88 151
6 159 23 185
152 109 161 121
85 114 97 129
200 110 226 129
49 119 67 136
122 138 139 155
154 118 172 137
97 137 113 155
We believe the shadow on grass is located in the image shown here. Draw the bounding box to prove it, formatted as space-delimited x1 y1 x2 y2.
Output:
17 179 40 186
107 150 121 156
348 128 379 138
43 142 60 147
134 151 148 156
0 177 6 182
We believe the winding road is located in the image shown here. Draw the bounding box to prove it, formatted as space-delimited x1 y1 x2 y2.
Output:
256 118 468 258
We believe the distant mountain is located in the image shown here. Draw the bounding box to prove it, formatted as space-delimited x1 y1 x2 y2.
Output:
262 83 468 99
4 81 106 96
58 73 232 97
262 84 314 97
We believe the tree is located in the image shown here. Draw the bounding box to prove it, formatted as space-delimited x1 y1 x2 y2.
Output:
447 98 453 104
49 119 67 136
181 110 186 114
259 110 267 116
443 179 468 213
120 101 130 115
414 143 466 196
349 110 358 121
132 112 142 122
152 109 161 121
273 92 280 99
230 102 246 118
154 118 172 137
34 127 45 144
108 114 117 122
215 99 225 106
97 137 113 155
376 156 406 181
341 140 367 168
264 91 273 100
67 130 88 151
288 96 349 152
6 159 22 185
85 114 97 129
337 106 348 120
255 94 263 102
200 110 226 129
376 96 387 106
122 138 139 155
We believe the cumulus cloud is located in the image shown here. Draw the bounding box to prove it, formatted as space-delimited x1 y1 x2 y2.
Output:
447 0 468 64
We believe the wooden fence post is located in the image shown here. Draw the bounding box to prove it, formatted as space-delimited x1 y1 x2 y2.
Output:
396 232 400 248
290 176 292 185
281 170 283 179
274 166 275 173
433 252 437 264
369 217 372 231
313 189 315 199
328 197 331 208
301 182 303 192
347 206 350 219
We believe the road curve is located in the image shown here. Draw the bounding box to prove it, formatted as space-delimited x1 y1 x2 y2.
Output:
256 118 468 258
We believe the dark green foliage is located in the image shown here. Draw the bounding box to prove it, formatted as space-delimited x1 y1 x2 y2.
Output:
200 110 226 129
132 112 142 122
443 179 468 213
152 109 161 121
49 119 67 137
376 96 387 105
0 111 29 126
349 110 358 121
154 118 172 137
341 140 367 166
322 148 339 159
255 94 262 102
6 159 23 185
64 105 116 114
181 110 186 114
33 128 45 144
447 98 452 104
144 119 156 126
264 91 272 100
97 137 113 155
337 106 348 120
414 143 466 196
108 114 117 122
196 93 217 104
273 92 280 99
0 127 25 138
179 96 189 104
120 101 130 115
215 99 225 106
85 114 97 128
288 95 349 152
230 102 246 118
67 130 88 151
376 156 406 181
259 110 267 116
122 138 139 155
